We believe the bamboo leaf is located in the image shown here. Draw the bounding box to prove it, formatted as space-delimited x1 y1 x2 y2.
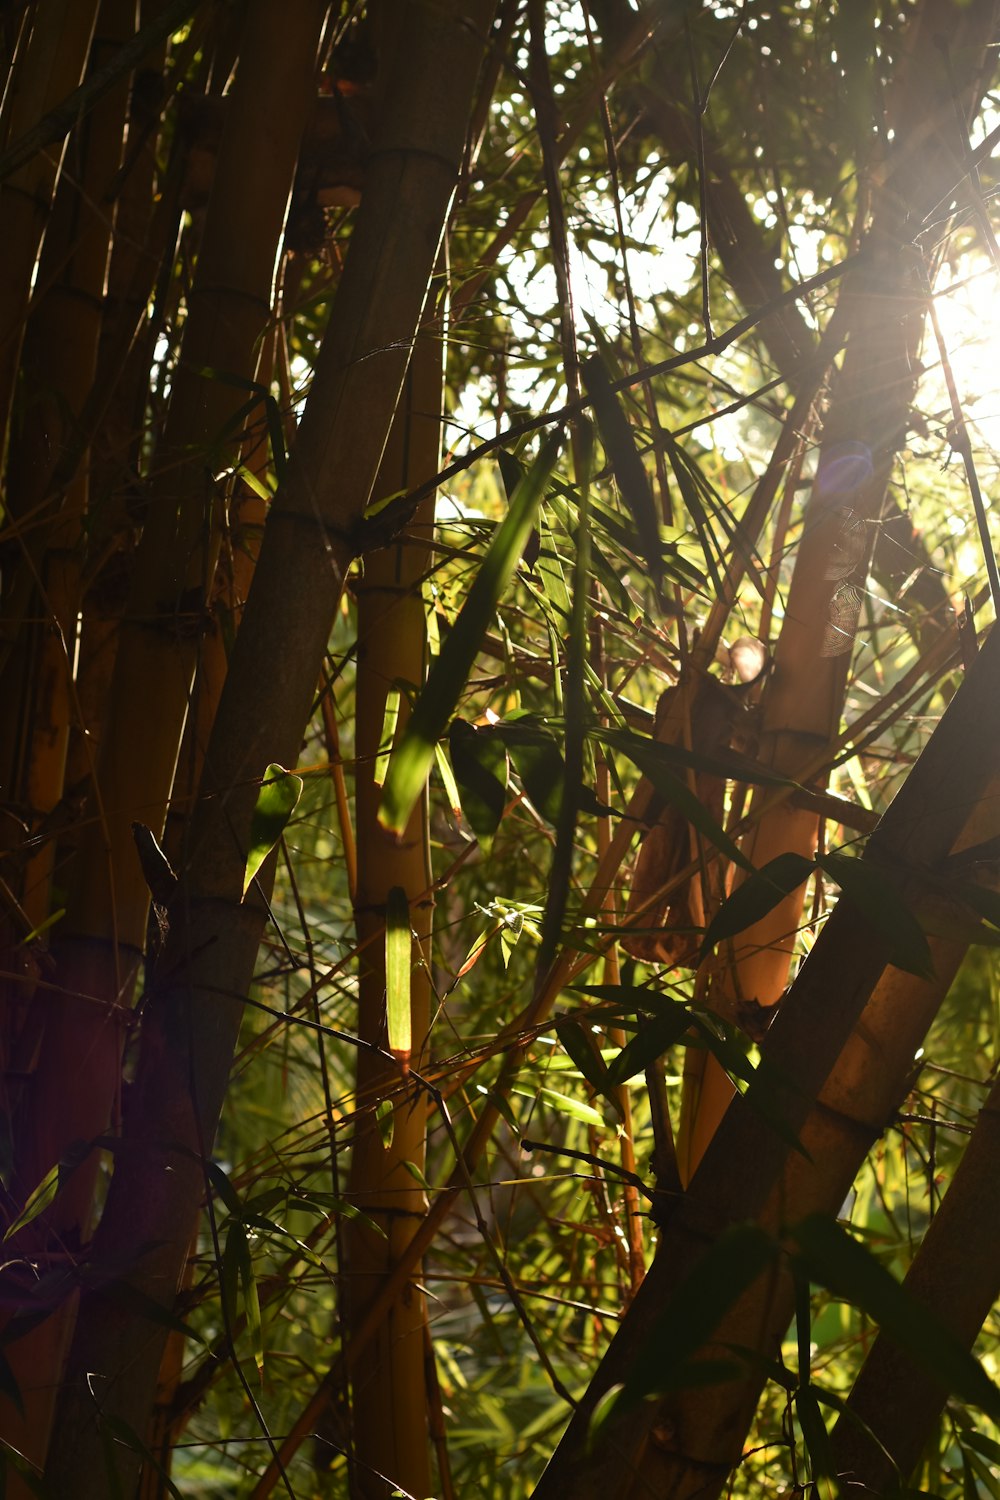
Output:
449 718 508 846
3 1138 92 1241
3 1164 61 1242
380 433 563 834
600 728 755 874
967 1432 1000 1467
595 724 794 790
610 1223 776 1414
433 742 463 818
501 716 566 824
373 686 401 788
99 1416 183 1500
512 1085 605 1127
386 885 412 1072
556 1019 613 1096
796 1385 835 1485
605 1011 693 1088
225 1219 264 1380
375 1098 394 1151
242 764 303 897
289 1193 385 1238
700 853 817 960
582 354 662 588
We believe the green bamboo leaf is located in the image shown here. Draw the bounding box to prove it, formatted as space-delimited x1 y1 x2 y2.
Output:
433 742 463 818
662 434 728 597
0 1437 46 1497
375 1097 394 1150
401 1158 432 1191
555 1019 614 1098
795 1385 834 1484
449 719 508 846
501 717 565 824
479 1084 521 1136
204 1159 244 1218
373 686 401 788
288 1192 384 1237
700 853 818 961
966 1432 1000 1467
819 852 933 978
568 982 668 1008
242 764 303 897
605 1011 693 1088
582 354 662 588
599 729 754 874
595 724 794 790
386 886 412 1071
791 1214 1000 1423
498 907 523 969
955 881 1000 931
691 1019 811 1159
223 1219 263 1380
380 433 563 834
3 1164 61 1241
497 715 610 824
3 1137 92 1241
512 1085 605 1127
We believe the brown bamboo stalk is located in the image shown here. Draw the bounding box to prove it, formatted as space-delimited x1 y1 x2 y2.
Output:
0 3 326 1478
0 0 99 434
8 0 325 1217
531 617 1000 1499
9 0 136 931
829 1054 1000 1487
41 7 495 1493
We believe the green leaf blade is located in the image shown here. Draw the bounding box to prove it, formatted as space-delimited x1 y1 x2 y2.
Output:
242 764 303 898
379 432 563 835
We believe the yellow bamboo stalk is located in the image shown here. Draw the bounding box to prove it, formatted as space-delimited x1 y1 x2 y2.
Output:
344 324 441 1500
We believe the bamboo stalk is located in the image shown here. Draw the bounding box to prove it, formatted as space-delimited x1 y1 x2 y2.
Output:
681 0 999 1174
0 0 99 433
0 4 326 1481
341 321 442 1500
41 7 495 1494
533 616 1000 1500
